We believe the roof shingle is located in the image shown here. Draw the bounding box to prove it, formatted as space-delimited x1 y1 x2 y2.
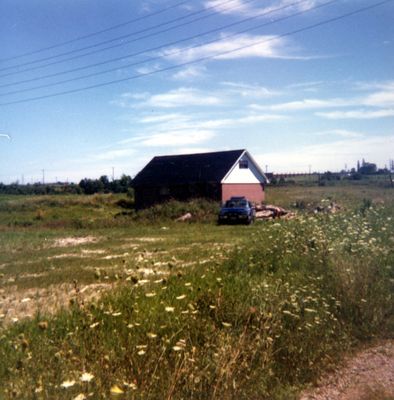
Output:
132 149 245 186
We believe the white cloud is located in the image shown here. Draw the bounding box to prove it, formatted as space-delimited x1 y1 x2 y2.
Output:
111 92 149 108
220 81 280 98
139 113 188 124
204 0 254 16
287 81 324 90
253 98 353 112
353 80 394 92
86 127 216 163
256 135 394 172
92 148 136 161
138 129 215 147
251 84 394 116
204 0 321 18
171 147 214 155
135 64 162 75
237 114 288 123
316 109 394 119
135 87 223 108
132 113 289 136
363 89 394 107
121 92 149 100
348 81 394 108
172 65 207 80
183 114 287 130
315 129 364 138
162 34 297 62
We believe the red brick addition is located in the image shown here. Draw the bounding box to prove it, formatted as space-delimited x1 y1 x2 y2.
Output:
222 183 265 204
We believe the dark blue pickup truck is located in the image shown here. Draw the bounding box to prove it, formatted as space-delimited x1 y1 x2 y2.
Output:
218 196 256 225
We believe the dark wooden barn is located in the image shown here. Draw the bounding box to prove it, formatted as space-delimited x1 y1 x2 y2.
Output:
132 149 267 209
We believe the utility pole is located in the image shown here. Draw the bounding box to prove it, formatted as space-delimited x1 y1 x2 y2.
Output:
41 169 45 184
112 167 115 181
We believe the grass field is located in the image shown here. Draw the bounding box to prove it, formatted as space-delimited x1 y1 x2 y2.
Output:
0 184 393 399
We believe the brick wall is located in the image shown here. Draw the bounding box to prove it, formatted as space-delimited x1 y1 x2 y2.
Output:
221 183 265 204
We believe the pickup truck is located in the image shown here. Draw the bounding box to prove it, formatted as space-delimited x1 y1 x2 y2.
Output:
218 196 256 225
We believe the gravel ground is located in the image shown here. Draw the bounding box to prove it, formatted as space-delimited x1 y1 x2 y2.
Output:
300 340 394 400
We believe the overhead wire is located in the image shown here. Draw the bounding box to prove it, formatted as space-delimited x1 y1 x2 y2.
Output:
0 0 391 107
0 0 190 63
0 0 254 75
0 0 331 95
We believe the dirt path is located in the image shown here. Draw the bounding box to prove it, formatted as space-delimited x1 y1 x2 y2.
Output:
300 340 394 400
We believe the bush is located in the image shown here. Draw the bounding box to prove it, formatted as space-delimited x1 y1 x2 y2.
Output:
115 198 134 209
134 199 219 223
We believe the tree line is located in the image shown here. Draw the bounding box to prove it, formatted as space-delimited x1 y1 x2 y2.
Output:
0 175 133 195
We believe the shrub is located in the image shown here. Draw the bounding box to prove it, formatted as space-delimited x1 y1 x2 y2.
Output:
134 199 219 223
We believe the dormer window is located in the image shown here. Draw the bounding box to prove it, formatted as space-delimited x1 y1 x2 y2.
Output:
239 160 248 169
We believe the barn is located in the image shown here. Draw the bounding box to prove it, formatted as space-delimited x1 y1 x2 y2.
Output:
132 149 268 209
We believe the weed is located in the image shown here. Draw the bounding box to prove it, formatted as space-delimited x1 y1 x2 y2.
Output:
0 185 393 399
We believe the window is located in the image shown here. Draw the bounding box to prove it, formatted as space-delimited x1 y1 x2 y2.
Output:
239 160 248 169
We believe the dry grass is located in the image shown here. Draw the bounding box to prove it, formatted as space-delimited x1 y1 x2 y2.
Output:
0 185 393 399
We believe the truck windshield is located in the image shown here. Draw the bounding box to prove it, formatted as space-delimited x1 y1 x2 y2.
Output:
225 200 247 208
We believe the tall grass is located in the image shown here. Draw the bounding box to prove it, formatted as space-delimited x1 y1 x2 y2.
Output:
0 203 392 399
132 198 219 223
0 196 220 231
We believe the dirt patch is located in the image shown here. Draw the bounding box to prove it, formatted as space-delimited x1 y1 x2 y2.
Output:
101 252 130 260
48 253 86 260
52 236 99 247
81 249 106 255
123 237 163 243
136 267 167 276
134 237 164 242
47 248 107 260
118 243 140 250
300 340 394 400
0 282 112 327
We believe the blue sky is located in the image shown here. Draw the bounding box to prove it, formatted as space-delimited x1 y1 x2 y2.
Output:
0 0 393 183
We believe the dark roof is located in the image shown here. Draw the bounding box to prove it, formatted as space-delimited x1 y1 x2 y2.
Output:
132 149 245 186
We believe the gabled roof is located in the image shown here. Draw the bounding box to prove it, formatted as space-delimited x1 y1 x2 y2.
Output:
221 150 268 184
132 149 245 186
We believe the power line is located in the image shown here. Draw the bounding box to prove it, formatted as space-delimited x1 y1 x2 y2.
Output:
0 0 189 63
0 0 252 76
0 0 312 89
0 0 391 107
0 0 332 96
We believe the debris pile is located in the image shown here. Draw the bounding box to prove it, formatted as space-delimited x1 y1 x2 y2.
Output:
255 204 295 220
175 212 192 222
314 202 341 214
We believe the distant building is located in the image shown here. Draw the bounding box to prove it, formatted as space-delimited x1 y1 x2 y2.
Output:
132 149 268 209
357 159 377 174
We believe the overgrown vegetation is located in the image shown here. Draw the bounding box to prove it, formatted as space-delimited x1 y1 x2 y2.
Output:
0 195 220 231
132 198 219 223
0 184 393 399
0 174 133 196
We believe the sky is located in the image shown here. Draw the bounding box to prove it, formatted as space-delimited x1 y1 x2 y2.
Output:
0 0 393 184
